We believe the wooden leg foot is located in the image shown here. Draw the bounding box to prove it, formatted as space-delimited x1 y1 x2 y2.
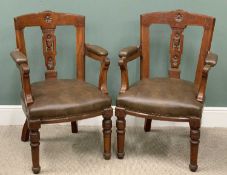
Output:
189 164 198 172
32 166 41 174
117 152 125 159
103 153 111 160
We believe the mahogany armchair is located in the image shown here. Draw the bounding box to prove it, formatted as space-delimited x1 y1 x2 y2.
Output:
116 10 217 172
11 11 112 174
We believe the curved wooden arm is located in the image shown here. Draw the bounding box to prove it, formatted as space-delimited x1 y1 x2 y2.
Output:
11 50 28 65
197 52 218 102
118 46 141 93
119 46 140 58
85 44 110 94
85 44 108 56
205 52 218 66
11 50 33 106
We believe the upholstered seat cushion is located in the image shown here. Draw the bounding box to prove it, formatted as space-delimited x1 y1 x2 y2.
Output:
117 78 203 117
23 79 111 120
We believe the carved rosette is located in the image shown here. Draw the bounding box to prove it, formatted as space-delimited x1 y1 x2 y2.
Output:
44 15 52 23
175 12 183 23
42 28 57 79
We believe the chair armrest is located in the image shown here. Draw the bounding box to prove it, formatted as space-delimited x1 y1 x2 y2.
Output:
85 44 108 57
10 50 33 106
197 52 218 102
85 44 110 94
118 46 140 93
119 46 140 58
205 52 218 67
11 50 28 65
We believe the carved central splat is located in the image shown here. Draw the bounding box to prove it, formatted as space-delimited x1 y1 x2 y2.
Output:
42 28 57 79
169 28 184 78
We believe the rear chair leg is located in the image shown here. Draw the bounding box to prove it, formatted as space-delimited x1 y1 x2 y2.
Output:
21 120 29 142
102 108 113 160
115 107 126 159
71 121 78 133
29 122 41 174
144 119 152 132
189 117 201 172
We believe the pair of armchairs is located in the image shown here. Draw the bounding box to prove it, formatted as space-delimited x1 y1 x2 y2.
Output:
11 10 217 174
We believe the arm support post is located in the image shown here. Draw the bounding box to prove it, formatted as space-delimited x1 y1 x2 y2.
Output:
118 46 141 93
197 52 218 102
85 44 110 94
11 50 33 106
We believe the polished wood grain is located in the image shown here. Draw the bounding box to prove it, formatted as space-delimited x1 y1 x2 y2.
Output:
11 11 112 174
117 9 217 172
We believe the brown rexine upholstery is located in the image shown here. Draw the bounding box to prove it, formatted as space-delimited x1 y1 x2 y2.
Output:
117 78 203 117
22 80 111 120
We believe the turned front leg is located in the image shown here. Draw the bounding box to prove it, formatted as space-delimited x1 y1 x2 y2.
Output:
189 117 201 172
115 107 126 159
102 108 113 160
29 123 41 174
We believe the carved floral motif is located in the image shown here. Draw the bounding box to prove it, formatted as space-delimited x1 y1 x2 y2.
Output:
172 55 178 68
47 57 54 69
44 15 52 23
46 34 53 51
173 33 181 50
175 13 183 23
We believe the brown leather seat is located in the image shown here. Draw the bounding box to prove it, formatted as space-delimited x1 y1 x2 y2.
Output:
117 78 203 117
24 79 111 120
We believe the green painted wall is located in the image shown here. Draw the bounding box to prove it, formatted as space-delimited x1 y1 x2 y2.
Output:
0 0 226 106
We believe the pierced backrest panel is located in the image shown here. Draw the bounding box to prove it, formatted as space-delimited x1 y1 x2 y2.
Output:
140 10 215 90
14 11 85 80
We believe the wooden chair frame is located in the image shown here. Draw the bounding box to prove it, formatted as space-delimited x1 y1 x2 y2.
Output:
11 11 113 174
116 10 218 172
